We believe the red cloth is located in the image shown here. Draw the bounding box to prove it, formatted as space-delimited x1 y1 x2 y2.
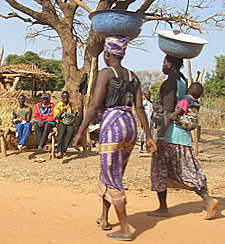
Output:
177 99 189 114
33 102 55 122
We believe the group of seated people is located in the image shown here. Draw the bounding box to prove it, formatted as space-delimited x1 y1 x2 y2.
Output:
12 91 77 159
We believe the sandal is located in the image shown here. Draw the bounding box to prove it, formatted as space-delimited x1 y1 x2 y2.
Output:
106 232 133 241
96 219 112 230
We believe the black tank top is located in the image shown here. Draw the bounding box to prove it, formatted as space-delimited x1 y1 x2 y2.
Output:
103 67 138 108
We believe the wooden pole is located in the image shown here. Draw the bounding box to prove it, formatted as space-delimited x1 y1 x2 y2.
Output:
196 68 205 142
195 71 201 82
51 134 55 159
82 57 97 156
0 132 7 157
199 68 205 84
0 46 4 66
34 80 37 97
71 0 93 13
187 59 193 86
187 59 199 155
43 82 46 93
32 80 34 97
10 77 20 91
192 67 205 156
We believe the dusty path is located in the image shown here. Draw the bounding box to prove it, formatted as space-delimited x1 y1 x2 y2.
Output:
0 181 225 244
0 128 224 243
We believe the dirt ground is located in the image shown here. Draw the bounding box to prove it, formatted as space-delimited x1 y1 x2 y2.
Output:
0 128 224 244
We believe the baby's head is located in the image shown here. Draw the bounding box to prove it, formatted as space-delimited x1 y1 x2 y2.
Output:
188 82 204 99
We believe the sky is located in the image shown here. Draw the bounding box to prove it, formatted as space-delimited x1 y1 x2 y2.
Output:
1 0 225 82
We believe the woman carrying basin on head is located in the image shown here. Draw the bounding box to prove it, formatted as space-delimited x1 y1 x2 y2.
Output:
148 54 218 220
72 37 156 241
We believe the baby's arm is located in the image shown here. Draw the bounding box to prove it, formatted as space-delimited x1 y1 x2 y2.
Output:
170 108 184 121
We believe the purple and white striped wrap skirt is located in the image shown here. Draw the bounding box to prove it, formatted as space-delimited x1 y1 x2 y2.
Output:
97 106 137 205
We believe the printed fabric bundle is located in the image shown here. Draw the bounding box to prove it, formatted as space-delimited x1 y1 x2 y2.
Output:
61 112 77 125
152 92 198 131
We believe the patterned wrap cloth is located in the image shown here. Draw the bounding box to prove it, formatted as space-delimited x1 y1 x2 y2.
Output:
104 37 128 58
151 142 207 192
151 76 207 192
97 106 137 205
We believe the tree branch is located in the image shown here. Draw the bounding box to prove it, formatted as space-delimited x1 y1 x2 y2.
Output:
113 0 136 10
137 0 156 13
0 12 34 23
5 0 41 21
145 0 225 33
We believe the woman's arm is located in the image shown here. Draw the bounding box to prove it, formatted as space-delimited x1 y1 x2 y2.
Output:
157 75 177 152
133 77 157 155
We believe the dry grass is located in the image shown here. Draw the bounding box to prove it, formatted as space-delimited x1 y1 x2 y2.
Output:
200 98 225 129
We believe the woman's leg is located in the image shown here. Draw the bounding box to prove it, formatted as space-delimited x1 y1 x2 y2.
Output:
114 204 131 235
147 190 169 217
148 145 169 217
97 198 111 228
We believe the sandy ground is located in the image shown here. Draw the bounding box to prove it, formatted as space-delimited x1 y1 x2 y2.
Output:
0 129 224 244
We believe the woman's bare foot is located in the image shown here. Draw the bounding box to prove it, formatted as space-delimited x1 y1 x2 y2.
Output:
205 198 218 220
146 208 169 217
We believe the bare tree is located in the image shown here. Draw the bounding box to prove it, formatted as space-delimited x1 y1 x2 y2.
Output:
136 70 166 93
1 0 225 112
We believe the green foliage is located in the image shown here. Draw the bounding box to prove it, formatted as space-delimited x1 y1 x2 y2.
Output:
136 70 165 98
4 51 64 91
150 81 163 99
203 55 225 98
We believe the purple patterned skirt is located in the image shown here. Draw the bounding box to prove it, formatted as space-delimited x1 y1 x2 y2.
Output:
151 142 207 192
97 106 137 205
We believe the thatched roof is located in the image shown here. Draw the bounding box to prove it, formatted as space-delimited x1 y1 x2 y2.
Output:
0 64 54 84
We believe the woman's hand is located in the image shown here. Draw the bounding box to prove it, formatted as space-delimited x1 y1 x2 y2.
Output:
72 134 83 151
146 138 157 156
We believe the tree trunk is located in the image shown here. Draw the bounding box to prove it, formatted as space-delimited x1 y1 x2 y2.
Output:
59 28 101 139
59 31 82 125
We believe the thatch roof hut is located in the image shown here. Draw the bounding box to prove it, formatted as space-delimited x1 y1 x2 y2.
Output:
0 64 54 96
0 64 55 128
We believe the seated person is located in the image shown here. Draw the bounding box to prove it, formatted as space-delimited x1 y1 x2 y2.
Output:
12 94 32 151
54 91 78 158
170 82 204 130
33 93 56 149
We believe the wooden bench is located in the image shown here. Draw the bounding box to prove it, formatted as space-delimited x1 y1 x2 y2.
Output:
0 126 57 159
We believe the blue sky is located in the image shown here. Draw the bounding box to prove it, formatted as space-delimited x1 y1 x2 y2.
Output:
1 1 225 82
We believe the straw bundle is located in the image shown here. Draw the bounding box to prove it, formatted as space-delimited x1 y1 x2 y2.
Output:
0 83 21 128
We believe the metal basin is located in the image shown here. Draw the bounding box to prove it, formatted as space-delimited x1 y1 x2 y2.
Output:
89 10 146 40
157 30 208 59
